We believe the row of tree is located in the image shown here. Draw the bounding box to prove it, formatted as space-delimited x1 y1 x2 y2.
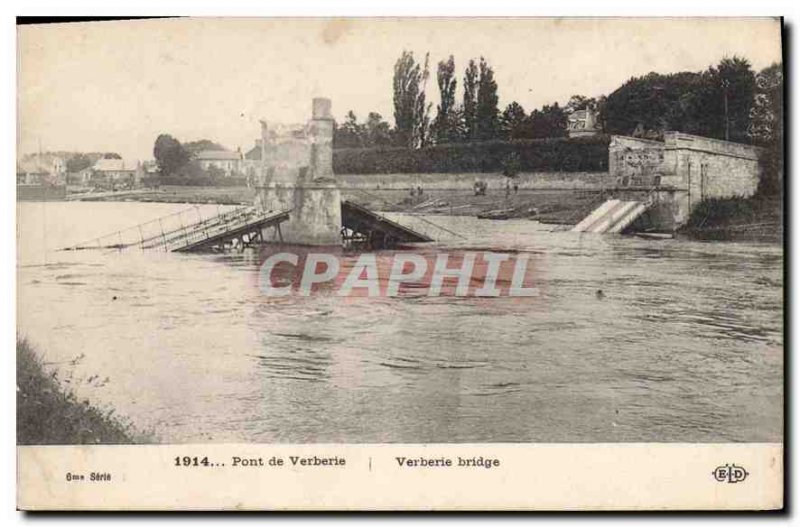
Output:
333 51 782 194
336 52 781 150
335 52 580 149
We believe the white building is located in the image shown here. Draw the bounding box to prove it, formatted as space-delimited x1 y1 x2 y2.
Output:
16 154 66 185
81 158 138 187
195 149 243 176
567 108 602 138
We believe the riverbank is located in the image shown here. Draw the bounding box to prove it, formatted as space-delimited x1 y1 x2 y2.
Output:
63 184 783 243
67 185 255 205
17 339 142 444
341 187 607 225
679 195 783 244
68 183 605 225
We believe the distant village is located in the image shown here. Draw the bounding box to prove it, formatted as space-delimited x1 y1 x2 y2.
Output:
16 137 268 193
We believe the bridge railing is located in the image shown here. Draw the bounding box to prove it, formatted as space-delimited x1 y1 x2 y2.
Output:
61 204 252 252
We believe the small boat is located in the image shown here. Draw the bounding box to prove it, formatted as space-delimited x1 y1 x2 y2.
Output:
478 208 514 220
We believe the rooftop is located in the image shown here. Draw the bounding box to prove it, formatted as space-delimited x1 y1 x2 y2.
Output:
93 158 134 172
195 150 242 161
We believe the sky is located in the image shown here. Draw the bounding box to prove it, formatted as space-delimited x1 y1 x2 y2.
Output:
17 17 782 162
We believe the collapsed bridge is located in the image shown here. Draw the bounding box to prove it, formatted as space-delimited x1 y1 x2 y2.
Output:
61 98 449 253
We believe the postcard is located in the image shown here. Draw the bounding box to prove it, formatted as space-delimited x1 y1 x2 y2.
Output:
16 17 784 511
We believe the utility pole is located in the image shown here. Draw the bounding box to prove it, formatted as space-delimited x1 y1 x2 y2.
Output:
721 79 730 141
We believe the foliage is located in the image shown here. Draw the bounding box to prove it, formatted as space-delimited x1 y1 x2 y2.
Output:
153 134 190 177
152 134 238 184
475 57 500 140
462 59 478 141
334 111 393 149
365 112 393 147
522 102 568 139
182 139 227 155
333 135 610 174
500 102 527 140
685 196 757 229
432 55 459 144
682 195 782 242
713 57 757 142
17 339 138 444
65 153 94 173
749 62 783 196
392 51 430 148
501 151 521 179
604 56 756 143
334 111 366 148
566 95 598 113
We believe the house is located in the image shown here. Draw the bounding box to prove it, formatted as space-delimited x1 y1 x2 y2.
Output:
83 158 138 188
16 154 66 185
141 160 159 176
195 149 243 177
242 140 263 185
567 108 602 138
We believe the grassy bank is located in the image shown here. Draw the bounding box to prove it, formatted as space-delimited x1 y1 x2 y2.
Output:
17 339 141 445
679 195 783 243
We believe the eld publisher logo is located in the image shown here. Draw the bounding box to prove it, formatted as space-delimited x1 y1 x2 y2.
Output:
713 464 749 484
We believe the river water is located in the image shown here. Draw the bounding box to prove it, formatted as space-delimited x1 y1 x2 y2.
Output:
17 201 783 443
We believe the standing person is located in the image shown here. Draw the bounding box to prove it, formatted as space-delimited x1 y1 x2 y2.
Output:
513 181 519 195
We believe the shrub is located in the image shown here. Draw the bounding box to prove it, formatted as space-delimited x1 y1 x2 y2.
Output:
17 339 139 444
684 197 757 229
333 135 610 174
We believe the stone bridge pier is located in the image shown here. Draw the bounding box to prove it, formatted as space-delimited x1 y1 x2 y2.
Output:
254 98 343 246
608 132 762 232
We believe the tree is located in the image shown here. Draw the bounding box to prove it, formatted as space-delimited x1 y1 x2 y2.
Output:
66 153 93 173
414 53 432 148
365 112 393 147
182 139 227 155
604 71 702 137
749 63 783 146
595 95 609 133
205 164 226 181
334 111 393 149
392 50 430 149
749 62 783 196
500 101 526 140
521 103 568 139
153 134 190 177
334 111 366 148
565 95 597 113
603 56 755 143
475 57 500 140
462 59 478 141
432 55 459 144
501 152 521 179
709 56 756 143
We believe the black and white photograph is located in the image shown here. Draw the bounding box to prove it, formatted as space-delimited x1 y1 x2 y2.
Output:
14 16 784 510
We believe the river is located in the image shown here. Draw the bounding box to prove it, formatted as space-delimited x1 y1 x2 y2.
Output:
17 201 783 443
